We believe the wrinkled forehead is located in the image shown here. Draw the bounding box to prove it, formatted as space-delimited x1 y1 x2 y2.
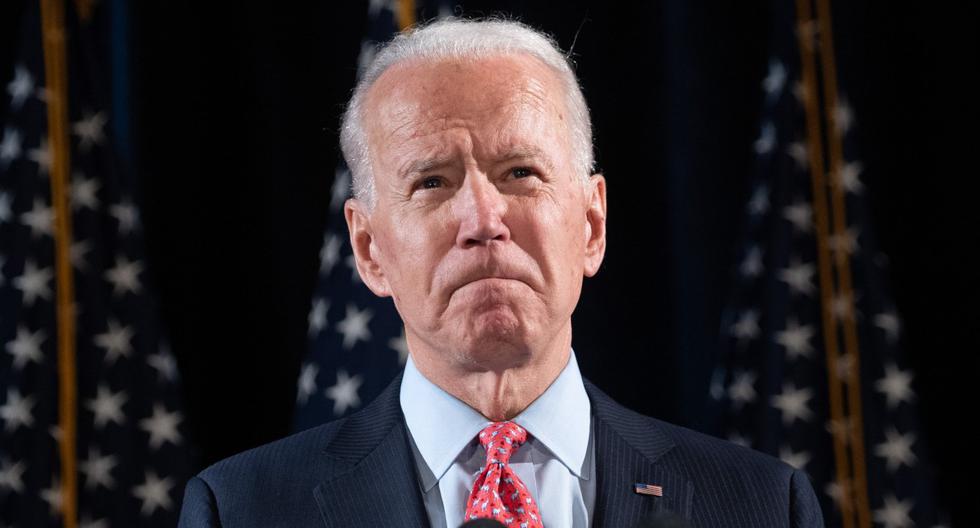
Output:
361 53 570 151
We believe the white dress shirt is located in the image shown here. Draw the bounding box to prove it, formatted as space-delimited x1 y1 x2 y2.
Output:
400 349 596 528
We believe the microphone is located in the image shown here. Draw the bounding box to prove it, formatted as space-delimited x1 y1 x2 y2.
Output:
458 519 507 528
633 513 692 528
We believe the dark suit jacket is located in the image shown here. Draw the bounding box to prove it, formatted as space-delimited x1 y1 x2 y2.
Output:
178 372 824 527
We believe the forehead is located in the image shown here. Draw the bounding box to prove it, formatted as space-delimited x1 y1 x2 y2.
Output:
362 54 569 160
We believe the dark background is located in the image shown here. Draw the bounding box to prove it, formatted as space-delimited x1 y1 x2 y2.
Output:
3 0 977 524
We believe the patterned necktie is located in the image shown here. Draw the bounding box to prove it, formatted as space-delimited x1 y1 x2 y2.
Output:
464 421 544 527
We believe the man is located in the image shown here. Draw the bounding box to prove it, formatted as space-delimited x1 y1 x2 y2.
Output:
179 18 823 527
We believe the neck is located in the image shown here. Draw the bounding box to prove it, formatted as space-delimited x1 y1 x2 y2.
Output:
410 323 572 421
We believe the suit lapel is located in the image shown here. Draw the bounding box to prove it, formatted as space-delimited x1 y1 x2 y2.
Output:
312 373 430 527
585 380 694 527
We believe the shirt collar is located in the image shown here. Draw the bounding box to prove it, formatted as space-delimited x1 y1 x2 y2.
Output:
400 349 592 492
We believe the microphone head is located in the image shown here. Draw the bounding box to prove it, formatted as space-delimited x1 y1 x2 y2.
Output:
458 519 507 528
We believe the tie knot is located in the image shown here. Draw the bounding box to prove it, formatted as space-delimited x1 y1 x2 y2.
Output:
477 422 527 465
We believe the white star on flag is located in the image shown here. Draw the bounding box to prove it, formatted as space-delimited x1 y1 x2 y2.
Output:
94 319 135 364
139 404 183 450
147 348 179 382
747 186 770 216
319 234 342 275
875 363 915 409
104 255 144 296
778 259 815 296
787 141 808 169
389 328 409 364
762 60 787 100
80 447 118 490
874 310 902 344
830 291 858 322
874 427 917 472
12 260 53 306
0 127 22 166
308 298 329 337
19 197 54 237
0 457 27 493
6 65 34 110
770 382 813 426
337 304 373 350
330 168 351 211
740 246 764 278
873 494 914 528
782 200 814 233
325 369 363 415
40 476 63 517
296 363 319 405
727 370 757 409
109 199 139 234
835 161 864 194
778 445 811 470
71 110 107 152
5 325 46 370
345 254 361 283
0 388 35 432
132 470 175 515
65 242 92 275
79 516 110 528
774 318 815 360
86 385 127 429
730 310 761 342
828 227 859 257
27 138 52 175
754 122 776 155
71 172 101 210
833 98 854 134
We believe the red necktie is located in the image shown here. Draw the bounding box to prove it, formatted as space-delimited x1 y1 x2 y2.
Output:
464 421 544 527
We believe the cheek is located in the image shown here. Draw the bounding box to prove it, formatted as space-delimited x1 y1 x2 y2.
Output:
377 210 455 291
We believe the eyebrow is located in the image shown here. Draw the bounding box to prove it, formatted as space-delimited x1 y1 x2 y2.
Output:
399 156 455 180
398 146 555 180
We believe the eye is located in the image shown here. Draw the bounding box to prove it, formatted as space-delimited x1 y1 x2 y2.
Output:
419 176 443 190
510 167 535 179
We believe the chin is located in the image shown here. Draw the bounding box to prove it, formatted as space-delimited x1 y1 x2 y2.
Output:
456 319 534 371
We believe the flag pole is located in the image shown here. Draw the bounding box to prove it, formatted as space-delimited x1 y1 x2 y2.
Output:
814 0 872 525
38 0 78 526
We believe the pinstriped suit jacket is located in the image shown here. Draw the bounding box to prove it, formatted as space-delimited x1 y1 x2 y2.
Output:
178 372 824 527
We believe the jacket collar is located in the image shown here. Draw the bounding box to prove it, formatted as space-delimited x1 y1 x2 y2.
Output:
585 379 694 526
313 371 430 527
312 371 693 527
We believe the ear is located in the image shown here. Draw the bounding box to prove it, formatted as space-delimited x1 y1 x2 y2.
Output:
582 174 607 277
344 198 393 297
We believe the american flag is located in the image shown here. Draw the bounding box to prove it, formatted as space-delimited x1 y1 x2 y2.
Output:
1 2 191 527
292 0 454 431
710 0 947 527
633 483 663 498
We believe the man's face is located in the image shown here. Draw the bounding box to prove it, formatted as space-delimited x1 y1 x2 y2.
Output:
346 53 606 372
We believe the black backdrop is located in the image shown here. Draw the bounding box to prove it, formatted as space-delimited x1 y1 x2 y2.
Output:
2 0 976 524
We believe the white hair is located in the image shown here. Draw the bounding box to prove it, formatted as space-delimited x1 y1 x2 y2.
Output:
339 17 595 209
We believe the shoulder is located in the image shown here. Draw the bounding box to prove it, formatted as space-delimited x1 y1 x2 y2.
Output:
196 418 348 495
586 378 805 488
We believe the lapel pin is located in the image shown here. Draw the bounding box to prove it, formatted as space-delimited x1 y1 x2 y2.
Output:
634 482 664 497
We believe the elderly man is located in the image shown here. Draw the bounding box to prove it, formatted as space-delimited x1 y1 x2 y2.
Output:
178 18 823 528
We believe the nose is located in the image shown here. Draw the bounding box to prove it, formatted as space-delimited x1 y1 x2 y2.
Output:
454 171 511 248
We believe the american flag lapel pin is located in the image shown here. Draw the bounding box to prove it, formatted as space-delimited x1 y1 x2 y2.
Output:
634 482 664 497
